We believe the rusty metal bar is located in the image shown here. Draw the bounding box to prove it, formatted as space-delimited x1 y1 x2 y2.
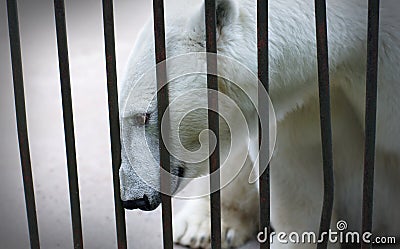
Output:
257 0 270 249
101 1 128 249
205 1 221 248
361 1 380 249
153 0 174 248
6 1 41 248
53 1 84 248
314 1 334 249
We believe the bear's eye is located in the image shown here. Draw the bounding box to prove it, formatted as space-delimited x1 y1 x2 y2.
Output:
134 113 151 125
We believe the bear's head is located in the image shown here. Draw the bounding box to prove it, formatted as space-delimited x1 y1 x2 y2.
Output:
118 0 261 211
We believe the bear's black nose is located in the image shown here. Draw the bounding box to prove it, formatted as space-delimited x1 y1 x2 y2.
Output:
122 194 152 211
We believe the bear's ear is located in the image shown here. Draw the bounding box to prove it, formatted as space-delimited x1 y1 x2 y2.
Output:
215 0 239 30
187 0 238 39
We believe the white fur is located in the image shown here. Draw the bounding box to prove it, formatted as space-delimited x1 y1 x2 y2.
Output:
120 0 400 248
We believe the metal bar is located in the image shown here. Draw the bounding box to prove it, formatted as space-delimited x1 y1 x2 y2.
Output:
6 1 41 248
257 0 270 249
314 1 334 249
53 1 84 248
361 1 380 249
101 1 128 249
153 1 174 248
205 1 221 248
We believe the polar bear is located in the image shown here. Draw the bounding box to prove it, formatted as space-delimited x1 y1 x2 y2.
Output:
119 0 400 248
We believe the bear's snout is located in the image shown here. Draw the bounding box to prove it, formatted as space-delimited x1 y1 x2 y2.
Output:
119 161 162 211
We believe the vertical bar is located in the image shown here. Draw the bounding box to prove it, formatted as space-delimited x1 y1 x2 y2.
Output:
257 0 270 249
6 1 41 248
205 1 221 248
101 1 128 249
153 1 174 248
361 1 380 249
53 1 84 248
314 1 334 249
